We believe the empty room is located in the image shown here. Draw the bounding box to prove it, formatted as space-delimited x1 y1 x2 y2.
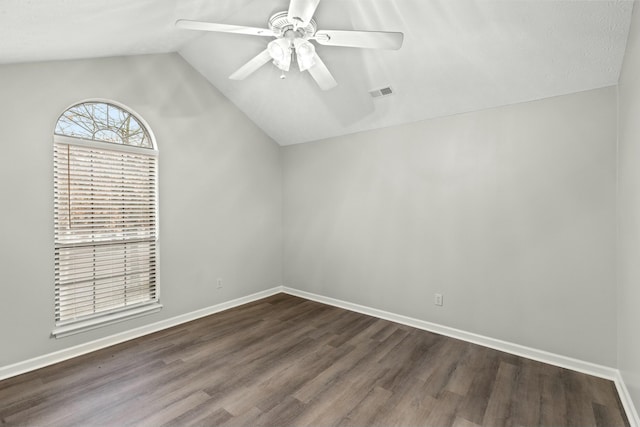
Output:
1 0 640 426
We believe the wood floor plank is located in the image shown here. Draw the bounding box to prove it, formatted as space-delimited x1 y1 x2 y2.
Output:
368 377 438 426
444 342 478 396
292 340 377 403
337 386 392 426
423 390 464 427
452 416 483 427
482 361 519 426
593 401 631 427
160 400 232 427
588 376 630 427
218 406 263 427
457 346 502 424
135 391 211 427
254 395 306 427
421 339 470 398
0 293 629 427
511 358 543 426
564 368 598 427
540 366 569 426
291 377 362 427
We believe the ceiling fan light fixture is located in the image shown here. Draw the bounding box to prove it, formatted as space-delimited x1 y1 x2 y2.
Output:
176 0 404 90
293 39 316 71
268 38 292 71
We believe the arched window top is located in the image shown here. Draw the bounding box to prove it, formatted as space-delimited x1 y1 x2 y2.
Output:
55 101 153 149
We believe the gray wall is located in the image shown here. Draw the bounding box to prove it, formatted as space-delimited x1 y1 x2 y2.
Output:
0 50 625 377
618 0 640 412
283 87 617 366
0 53 282 367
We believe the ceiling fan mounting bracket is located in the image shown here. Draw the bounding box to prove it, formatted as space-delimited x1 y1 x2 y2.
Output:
268 11 316 40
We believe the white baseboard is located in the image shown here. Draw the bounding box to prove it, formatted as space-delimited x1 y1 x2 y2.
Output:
283 286 639 427
615 371 640 427
0 286 282 382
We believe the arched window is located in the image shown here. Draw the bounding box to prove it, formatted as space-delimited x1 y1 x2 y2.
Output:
55 102 153 148
52 101 160 337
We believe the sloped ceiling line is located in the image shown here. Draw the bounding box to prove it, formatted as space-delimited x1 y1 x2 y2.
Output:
0 0 633 146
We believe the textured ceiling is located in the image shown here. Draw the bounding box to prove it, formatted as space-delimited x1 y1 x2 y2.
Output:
0 0 634 146
0 0 249 63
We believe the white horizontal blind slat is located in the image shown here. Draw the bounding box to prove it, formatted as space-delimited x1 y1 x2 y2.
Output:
53 140 158 325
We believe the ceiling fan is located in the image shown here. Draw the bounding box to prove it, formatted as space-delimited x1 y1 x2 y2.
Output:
175 0 404 91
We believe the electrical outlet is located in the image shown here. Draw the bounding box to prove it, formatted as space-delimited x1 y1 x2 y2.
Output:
217 278 223 289
434 293 443 306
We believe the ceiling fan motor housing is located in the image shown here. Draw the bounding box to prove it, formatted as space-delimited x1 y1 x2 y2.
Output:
269 11 317 41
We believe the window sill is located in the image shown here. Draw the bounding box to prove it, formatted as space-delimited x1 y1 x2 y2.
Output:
51 303 163 339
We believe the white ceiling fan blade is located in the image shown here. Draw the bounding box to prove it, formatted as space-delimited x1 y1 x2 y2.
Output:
175 19 275 37
229 49 273 80
287 0 321 27
307 53 337 91
314 30 404 50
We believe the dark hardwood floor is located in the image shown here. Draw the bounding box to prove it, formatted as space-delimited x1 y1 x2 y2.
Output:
0 294 630 426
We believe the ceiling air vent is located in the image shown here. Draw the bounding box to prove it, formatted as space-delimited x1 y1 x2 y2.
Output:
369 86 394 98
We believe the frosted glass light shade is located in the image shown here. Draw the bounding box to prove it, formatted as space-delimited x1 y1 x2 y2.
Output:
294 39 316 71
268 38 292 72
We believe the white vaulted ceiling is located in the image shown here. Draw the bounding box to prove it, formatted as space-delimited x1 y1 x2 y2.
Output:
0 0 633 145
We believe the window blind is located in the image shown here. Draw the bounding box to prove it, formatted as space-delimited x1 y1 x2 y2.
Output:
53 142 158 325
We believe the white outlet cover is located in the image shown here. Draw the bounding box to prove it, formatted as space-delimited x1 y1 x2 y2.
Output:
434 293 443 306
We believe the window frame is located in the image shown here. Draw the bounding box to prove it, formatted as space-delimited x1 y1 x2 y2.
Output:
51 100 161 338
